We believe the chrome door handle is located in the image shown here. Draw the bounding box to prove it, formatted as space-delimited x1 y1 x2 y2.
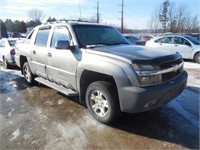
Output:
33 50 36 54
48 53 52 57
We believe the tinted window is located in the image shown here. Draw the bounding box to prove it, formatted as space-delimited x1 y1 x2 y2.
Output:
73 25 129 47
160 37 172 44
183 35 200 45
8 40 16 47
51 26 72 48
35 29 50 47
174 37 190 45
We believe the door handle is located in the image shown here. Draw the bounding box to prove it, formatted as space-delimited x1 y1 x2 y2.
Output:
48 53 52 57
174 44 178 46
33 50 36 54
159 43 162 45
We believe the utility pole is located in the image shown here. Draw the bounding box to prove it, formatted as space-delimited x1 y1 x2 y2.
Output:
121 0 124 33
97 1 100 23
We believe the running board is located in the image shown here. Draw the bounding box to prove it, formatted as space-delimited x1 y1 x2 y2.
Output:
35 77 78 96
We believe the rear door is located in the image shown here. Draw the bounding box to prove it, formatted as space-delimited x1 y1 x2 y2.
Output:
46 25 78 90
31 26 51 79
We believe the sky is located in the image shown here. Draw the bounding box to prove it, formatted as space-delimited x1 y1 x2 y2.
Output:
0 0 199 29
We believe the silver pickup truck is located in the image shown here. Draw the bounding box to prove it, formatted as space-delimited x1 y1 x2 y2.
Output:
15 21 188 124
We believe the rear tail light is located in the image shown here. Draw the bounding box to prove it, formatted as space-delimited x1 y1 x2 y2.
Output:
10 48 15 54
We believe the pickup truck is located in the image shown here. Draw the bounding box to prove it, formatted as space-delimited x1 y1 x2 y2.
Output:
15 21 188 124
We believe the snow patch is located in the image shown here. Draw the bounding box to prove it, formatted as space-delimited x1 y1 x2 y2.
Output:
167 100 199 128
8 109 15 117
6 97 12 102
10 128 20 141
56 123 88 149
44 101 54 106
184 62 200 69
0 114 3 121
58 99 64 105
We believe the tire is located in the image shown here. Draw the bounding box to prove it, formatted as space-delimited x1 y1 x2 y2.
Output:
4 60 12 69
86 81 120 124
194 52 200 63
23 62 35 85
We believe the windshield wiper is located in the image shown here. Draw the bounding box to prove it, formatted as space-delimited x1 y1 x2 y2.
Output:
86 43 111 48
110 42 130 45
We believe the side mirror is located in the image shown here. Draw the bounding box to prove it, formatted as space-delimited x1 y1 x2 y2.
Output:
55 40 70 49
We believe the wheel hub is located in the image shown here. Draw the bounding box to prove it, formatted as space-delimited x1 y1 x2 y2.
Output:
90 90 109 117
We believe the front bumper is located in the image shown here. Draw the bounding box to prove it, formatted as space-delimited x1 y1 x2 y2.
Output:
119 71 188 113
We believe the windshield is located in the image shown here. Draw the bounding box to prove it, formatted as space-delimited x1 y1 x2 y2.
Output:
72 24 130 47
183 35 200 45
8 40 16 47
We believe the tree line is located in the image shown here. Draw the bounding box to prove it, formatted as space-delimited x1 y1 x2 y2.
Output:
149 0 200 34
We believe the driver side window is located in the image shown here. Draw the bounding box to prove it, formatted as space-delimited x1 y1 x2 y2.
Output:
51 26 72 48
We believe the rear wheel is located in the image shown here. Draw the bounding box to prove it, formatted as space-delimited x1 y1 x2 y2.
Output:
23 62 35 85
194 52 200 63
86 81 120 124
4 60 12 69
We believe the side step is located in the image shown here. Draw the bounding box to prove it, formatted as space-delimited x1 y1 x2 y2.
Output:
35 77 78 96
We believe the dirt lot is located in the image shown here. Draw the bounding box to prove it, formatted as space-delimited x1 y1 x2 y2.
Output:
0 62 199 150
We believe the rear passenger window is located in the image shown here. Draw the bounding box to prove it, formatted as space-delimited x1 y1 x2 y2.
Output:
35 29 50 47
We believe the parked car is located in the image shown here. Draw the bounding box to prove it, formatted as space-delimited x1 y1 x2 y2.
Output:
0 38 17 68
140 35 154 42
15 21 187 124
145 34 200 63
124 35 146 45
10 32 20 38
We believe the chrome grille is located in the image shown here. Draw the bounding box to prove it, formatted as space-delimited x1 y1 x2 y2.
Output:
160 58 183 82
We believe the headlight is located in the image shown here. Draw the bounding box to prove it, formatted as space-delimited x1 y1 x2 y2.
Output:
133 64 162 86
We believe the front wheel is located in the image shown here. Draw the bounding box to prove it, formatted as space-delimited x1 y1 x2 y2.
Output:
86 81 120 124
23 62 35 85
194 52 200 63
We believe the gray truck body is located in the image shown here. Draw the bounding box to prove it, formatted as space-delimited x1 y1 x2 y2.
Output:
15 22 187 121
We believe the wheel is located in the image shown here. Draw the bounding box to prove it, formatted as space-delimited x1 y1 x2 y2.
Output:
86 81 120 124
4 60 12 69
194 52 200 63
23 62 35 85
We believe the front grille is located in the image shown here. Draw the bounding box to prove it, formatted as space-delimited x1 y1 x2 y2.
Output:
160 58 183 82
160 58 183 69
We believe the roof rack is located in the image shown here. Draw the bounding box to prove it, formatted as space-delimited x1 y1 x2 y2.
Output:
43 19 96 25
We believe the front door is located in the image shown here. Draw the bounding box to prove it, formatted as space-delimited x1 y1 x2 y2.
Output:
46 26 78 90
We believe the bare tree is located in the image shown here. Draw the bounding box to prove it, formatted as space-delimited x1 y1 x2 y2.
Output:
148 4 162 35
167 2 176 32
175 3 188 33
149 1 200 33
28 8 44 22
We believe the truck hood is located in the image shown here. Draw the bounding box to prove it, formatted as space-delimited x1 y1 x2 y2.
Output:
86 45 180 64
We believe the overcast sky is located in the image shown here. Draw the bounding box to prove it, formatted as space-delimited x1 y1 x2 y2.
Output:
1 0 199 29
